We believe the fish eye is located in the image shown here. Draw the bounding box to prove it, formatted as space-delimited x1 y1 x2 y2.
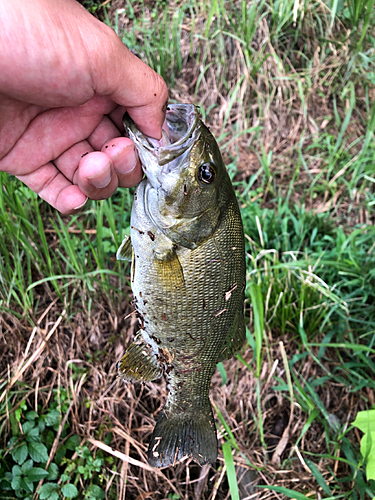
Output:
197 162 216 184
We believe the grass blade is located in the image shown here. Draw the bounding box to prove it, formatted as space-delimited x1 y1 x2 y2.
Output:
305 458 332 495
222 441 239 500
248 282 264 377
257 485 312 499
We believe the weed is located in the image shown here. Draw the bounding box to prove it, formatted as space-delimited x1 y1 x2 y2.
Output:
0 387 108 499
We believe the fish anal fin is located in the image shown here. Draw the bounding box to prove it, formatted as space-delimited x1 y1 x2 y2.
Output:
117 235 132 262
117 334 163 383
148 402 217 467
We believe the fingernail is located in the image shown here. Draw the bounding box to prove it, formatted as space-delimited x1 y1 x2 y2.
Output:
87 163 112 188
74 197 88 210
114 145 138 175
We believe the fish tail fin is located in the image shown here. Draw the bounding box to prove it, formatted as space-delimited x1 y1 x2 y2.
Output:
148 402 217 467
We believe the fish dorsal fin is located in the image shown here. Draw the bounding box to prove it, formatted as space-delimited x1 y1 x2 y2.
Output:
117 235 132 261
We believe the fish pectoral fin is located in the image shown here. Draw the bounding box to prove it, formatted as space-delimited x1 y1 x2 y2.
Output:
148 401 217 467
117 334 163 383
154 249 185 289
116 235 132 261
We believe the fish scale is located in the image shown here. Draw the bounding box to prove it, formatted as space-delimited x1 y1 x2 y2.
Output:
117 104 246 467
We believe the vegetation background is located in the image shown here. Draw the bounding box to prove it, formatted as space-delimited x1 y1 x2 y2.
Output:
1 0 375 498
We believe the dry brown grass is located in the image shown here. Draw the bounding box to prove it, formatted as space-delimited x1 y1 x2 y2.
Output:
0 290 367 498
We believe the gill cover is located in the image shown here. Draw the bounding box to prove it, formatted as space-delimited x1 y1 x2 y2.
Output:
124 104 224 249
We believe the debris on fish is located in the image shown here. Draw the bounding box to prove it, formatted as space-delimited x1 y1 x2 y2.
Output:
117 103 246 468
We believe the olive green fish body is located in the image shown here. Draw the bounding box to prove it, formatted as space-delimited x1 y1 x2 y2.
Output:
117 105 245 467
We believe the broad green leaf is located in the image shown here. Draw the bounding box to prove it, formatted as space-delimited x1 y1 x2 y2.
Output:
0 475 12 490
26 411 38 421
353 410 375 433
21 459 34 473
87 484 105 499
12 464 22 476
47 462 59 481
8 436 17 447
23 475 35 492
65 435 80 451
11 474 22 491
26 467 49 482
45 410 60 427
28 442 49 463
38 482 58 499
22 421 35 434
360 432 375 480
353 410 375 480
15 408 22 423
24 423 40 442
26 428 40 442
11 443 28 465
62 483 79 498
38 420 46 433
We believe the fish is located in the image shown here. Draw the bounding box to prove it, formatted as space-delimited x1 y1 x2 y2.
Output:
117 103 246 468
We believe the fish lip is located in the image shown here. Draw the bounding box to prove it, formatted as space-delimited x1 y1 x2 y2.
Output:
163 103 200 147
123 104 201 167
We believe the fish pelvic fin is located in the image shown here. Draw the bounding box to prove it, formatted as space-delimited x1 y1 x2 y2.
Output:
148 401 217 467
117 333 163 383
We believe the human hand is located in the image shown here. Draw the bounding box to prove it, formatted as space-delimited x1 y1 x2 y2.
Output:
0 0 168 214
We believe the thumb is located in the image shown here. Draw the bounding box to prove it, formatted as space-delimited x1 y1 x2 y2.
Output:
87 24 169 139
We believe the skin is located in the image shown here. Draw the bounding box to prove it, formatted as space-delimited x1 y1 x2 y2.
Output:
0 0 169 214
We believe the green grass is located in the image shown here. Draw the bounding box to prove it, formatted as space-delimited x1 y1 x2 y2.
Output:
0 179 133 322
2 0 375 498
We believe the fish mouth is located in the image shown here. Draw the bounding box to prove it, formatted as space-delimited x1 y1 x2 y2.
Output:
123 104 201 168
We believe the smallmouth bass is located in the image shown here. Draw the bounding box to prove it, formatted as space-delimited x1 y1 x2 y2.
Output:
117 104 246 467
